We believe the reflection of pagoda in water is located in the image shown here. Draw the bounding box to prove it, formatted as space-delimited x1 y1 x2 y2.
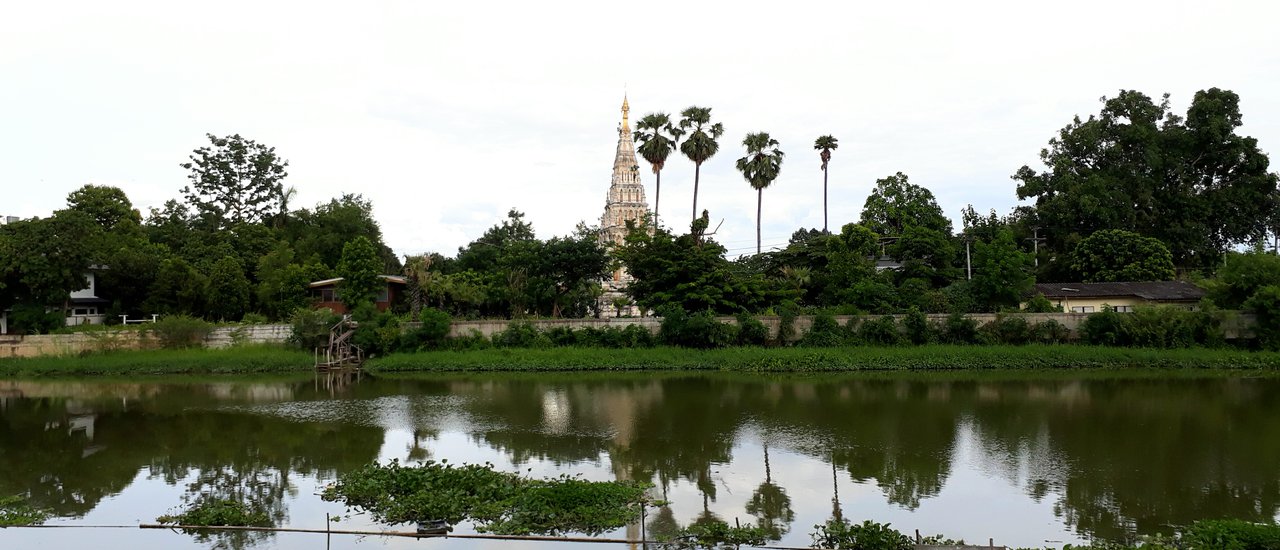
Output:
599 95 651 317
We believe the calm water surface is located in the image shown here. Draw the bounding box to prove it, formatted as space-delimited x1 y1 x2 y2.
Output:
2 371 1279 549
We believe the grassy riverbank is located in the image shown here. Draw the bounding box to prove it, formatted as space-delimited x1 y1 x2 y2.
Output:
366 344 1280 373
0 346 313 376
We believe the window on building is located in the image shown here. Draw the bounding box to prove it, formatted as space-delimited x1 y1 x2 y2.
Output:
1070 306 1096 313
1112 305 1134 313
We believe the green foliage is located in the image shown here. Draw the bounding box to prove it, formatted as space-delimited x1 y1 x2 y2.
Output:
7 304 64 335
1071 230 1176 282
856 315 901 346
206 256 251 321
810 519 914 550
151 315 214 349
658 307 739 349
860 172 952 236
401 308 452 351
776 303 800 344
493 321 552 349
1245 285 1280 350
801 312 846 347
1181 519 1280 550
0 495 49 526
661 518 771 549
1211 252 1280 310
66 184 140 230
1031 319 1070 344
0 210 100 308
321 459 649 536
1024 293 1061 313
1080 306 1225 349
617 226 777 315
903 307 932 345
969 229 1034 311
337 236 383 309
145 258 210 317
364 344 1280 373
941 312 980 344
735 313 770 346
736 131 785 254
288 307 341 350
981 315 1032 345
1015 88 1279 270
0 346 310 376
180 133 289 228
156 497 271 527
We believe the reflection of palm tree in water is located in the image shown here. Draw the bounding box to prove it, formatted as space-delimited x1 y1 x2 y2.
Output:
746 442 795 540
831 450 843 523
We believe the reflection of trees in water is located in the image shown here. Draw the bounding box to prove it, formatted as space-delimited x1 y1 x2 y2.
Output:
963 377 1280 542
746 443 794 540
0 384 384 549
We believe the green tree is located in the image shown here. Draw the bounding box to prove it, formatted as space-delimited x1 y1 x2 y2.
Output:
180 133 290 229
1208 251 1280 309
337 236 382 310
206 256 251 321
814 135 839 233
535 229 609 318
0 211 100 316
634 113 683 228
66 184 140 231
616 223 777 314
859 172 952 237
969 229 1034 311
678 106 725 223
1070 229 1175 282
285 194 397 270
736 132 785 254
1015 88 1279 271
145 258 210 316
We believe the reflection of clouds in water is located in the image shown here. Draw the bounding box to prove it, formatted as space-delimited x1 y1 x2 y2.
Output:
541 389 571 435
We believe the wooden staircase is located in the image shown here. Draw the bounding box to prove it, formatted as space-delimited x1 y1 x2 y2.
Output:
315 316 364 371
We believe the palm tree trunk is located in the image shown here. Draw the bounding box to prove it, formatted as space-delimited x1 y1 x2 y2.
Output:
757 187 763 254
692 162 701 223
654 169 661 229
823 166 829 233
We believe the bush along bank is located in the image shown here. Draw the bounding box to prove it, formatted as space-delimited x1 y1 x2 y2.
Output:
0 346 313 377
365 345 1280 373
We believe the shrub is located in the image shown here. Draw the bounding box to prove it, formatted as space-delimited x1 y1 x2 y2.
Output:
810 519 914 550
240 312 269 325
801 312 847 347
545 326 578 346
445 329 492 351
8 304 64 335
1246 285 1280 351
288 307 341 350
659 307 737 349
1031 319 1070 344
940 313 980 344
1023 293 1062 313
902 307 932 345
1182 519 1280 550
1080 307 1129 346
735 313 770 346
156 497 270 527
493 321 552 348
776 302 800 345
401 308 451 351
151 315 214 349
981 315 1032 345
857 315 901 346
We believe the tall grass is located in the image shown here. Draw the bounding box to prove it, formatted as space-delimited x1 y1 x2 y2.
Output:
366 345 1280 373
0 345 312 377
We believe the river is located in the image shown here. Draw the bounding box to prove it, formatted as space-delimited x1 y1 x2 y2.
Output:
2 370 1278 549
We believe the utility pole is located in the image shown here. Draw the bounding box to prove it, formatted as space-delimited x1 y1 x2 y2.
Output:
1027 227 1045 267
965 237 972 280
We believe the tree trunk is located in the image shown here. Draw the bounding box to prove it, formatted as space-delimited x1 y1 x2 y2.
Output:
757 187 763 254
692 162 701 223
823 166 829 233
654 169 661 229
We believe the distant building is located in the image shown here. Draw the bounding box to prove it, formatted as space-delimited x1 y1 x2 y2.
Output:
598 96 650 317
1030 281 1206 313
308 275 407 315
66 271 110 326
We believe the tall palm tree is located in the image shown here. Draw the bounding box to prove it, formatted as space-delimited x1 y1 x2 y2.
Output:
678 106 724 224
814 135 839 233
633 113 683 228
736 132 785 254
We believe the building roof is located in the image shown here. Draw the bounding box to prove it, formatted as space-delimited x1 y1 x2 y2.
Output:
309 275 408 288
1032 281 1206 301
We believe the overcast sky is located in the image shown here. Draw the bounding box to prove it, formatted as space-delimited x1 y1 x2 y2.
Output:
3 0 1278 259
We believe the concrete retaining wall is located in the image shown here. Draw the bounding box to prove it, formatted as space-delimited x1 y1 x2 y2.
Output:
0 323 293 358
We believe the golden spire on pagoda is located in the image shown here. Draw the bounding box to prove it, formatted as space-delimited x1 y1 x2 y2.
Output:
621 94 630 133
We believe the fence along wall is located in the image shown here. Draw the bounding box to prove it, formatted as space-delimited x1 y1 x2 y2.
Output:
0 314 1256 359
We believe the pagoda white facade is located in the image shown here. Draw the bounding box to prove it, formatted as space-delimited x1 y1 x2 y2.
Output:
599 96 650 317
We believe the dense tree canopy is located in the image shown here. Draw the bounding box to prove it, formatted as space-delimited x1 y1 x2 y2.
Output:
181 134 290 229
1070 230 1175 283
1015 88 1279 271
859 172 952 237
